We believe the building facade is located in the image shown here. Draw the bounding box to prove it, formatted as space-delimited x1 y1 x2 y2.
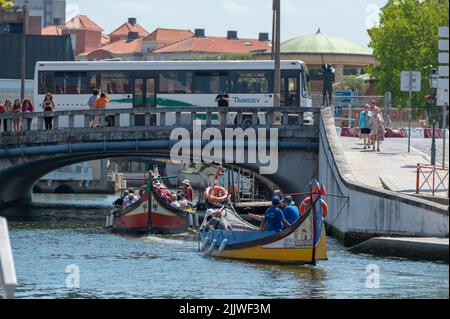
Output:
14 0 66 27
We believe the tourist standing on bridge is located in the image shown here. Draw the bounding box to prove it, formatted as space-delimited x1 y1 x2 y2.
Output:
359 104 373 150
0 101 4 132
95 92 110 127
1 100 12 132
87 89 99 128
21 99 34 131
42 94 56 130
370 107 385 152
215 89 229 124
12 99 22 132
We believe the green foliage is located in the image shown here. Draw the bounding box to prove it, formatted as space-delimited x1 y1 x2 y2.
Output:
0 0 15 9
333 75 369 95
367 0 449 109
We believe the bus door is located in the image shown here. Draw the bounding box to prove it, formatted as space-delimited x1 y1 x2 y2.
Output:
281 72 300 124
132 77 157 126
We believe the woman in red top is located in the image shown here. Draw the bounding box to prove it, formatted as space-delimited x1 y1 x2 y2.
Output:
181 180 194 202
21 99 34 131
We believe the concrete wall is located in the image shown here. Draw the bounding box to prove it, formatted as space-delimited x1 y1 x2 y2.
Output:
319 107 449 246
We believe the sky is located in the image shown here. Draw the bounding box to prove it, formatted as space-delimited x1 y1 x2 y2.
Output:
66 0 388 49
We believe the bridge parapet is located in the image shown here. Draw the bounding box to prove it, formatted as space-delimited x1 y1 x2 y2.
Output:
0 107 321 147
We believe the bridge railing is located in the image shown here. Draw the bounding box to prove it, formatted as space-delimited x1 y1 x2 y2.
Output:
0 107 321 133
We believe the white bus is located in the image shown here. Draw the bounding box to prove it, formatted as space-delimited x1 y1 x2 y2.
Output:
34 60 312 126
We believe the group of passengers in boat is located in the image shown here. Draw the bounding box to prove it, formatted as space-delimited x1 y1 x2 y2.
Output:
113 189 140 209
153 179 194 210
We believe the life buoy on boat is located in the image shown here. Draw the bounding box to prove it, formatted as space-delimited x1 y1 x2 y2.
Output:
299 197 328 218
205 186 228 203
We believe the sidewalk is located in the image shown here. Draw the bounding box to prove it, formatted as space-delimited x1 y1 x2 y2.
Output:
337 137 449 199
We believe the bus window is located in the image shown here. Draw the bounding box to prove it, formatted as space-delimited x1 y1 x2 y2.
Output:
160 71 193 94
101 73 130 94
194 71 227 94
281 77 298 106
52 72 87 94
229 71 273 94
38 72 54 94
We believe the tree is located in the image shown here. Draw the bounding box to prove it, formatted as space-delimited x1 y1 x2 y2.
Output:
0 0 15 10
367 0 449 110
333 75 369 96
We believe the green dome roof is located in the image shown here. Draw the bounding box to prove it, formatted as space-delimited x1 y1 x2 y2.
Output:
281 29 372 56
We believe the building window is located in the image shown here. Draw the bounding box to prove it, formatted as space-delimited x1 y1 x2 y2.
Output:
194 71 228 94
159 71 193 94
229 71 273 93
343 68 359 76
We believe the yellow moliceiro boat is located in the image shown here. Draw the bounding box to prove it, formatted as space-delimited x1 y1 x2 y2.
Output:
200 180 328 265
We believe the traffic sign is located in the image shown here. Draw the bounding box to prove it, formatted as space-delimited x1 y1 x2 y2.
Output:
439 39 449 51
401 71 421 92
438 52 449 64
439 66 449 77
437 87 449 106
438 26 449 38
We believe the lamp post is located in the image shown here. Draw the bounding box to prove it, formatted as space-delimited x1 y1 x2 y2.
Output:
272 0 281 107
429 69 439 166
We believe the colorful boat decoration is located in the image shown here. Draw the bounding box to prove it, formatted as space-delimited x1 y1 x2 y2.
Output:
204 164 229 208
199 180 328 265
106 168 198 235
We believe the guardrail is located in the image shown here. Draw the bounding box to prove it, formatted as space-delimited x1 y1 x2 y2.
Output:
416 164 449 197
0 107 320 133
0 217 17 299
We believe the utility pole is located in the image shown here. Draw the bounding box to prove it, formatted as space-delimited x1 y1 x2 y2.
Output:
20 0 29 101
273 0 281 107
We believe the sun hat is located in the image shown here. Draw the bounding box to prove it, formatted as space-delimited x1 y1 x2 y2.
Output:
181 179 191 186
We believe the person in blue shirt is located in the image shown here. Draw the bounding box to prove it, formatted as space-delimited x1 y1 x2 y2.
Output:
260 196 290 232
280 196 300 225
359 104 373 150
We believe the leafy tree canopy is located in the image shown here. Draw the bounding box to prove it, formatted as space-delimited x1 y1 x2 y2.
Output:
0 0 15 10
367 0 449 109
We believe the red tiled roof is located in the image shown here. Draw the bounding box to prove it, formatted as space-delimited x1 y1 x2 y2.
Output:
79 38 142 56
109 22 149 38
101 34 110 46
152 36 271 55
41 25 62 36
64 15 103 32
144 28 194 46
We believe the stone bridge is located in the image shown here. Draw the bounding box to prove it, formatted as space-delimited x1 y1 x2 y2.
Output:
0 107 321 212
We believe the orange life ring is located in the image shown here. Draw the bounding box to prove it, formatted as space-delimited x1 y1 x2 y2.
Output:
299 197 328 218
205 186 228 203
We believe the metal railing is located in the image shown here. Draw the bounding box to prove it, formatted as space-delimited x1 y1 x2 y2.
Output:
0 107 320 134
0 217 17 299
416 163 449 197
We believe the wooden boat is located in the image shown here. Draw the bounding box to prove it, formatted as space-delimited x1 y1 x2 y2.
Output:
199 180 328 265
105 168 198 234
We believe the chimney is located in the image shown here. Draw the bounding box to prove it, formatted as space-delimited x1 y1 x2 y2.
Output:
194 29 205 38
227 30 238 40
259 32 269 42
127 31 139 42
128 17 137 26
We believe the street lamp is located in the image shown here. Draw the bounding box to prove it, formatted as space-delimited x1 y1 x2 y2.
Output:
428 69 439 166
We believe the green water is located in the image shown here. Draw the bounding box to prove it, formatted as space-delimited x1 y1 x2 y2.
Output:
6 194 449 299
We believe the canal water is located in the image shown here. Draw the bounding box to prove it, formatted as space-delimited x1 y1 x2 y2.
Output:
6 194 449 299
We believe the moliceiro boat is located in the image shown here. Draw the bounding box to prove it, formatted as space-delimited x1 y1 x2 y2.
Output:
200 180 327 265
106 169 199 234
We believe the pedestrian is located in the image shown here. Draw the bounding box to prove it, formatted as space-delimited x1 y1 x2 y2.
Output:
0 101 4 132
2 100 12 132
280 196 300 225
359 104 373 149
21 99 34 131
86 89 99 128
370 107 385 152
95 92 110 127
42 93 55 130
215 89 229 124
12 99 22 132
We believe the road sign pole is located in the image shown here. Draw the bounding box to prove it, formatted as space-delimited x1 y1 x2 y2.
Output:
408 71 412 153
443 103 447 169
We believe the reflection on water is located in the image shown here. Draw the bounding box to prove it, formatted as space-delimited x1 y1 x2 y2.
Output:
7 194 450 299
